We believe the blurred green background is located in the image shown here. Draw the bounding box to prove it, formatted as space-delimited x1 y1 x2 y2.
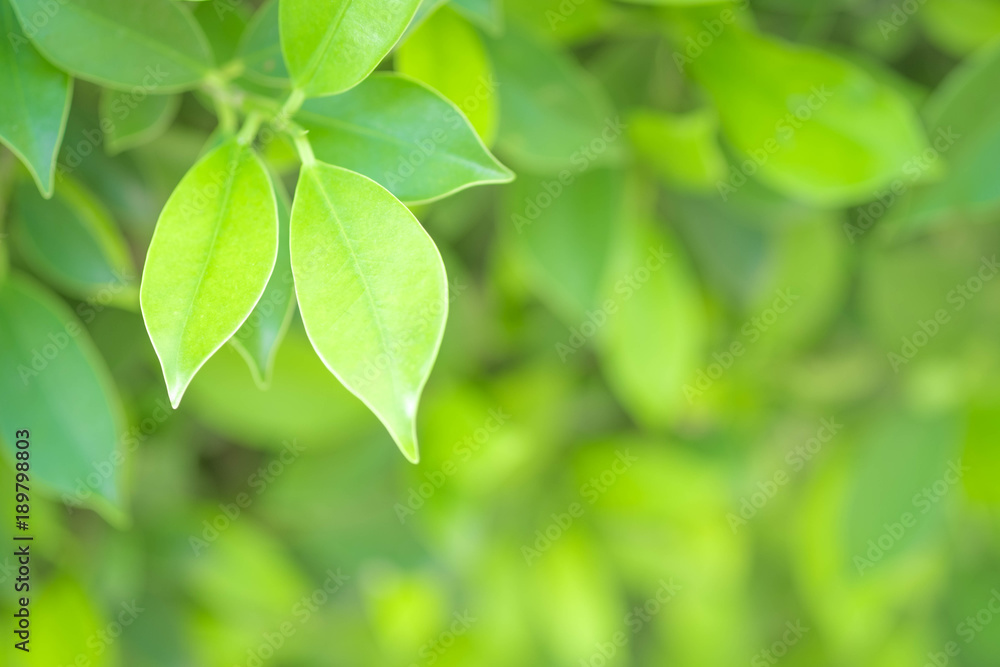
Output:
5 0 1000 665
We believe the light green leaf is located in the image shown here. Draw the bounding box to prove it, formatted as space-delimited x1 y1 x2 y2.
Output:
21 577 115 666
290 162 448 462
900 40 1000 227
0 1 72 198
0 275 124 514
100 89 180 155
628 108 728 191
9 0 213 91
296 73 512 204
229 173 296 388
682 19 928 206
844 410 960 574
921 0 1000 57
505 168 624 320
279 0 421 97
12 177 137 306
484 24 622 173
140 139 278 407
237 0 289 88
961 403 1000 504
396 6 499 143
599 222 705 428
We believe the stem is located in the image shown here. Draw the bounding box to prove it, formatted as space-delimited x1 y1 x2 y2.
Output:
279 88 306 123
292 132 316 167
237 112 265 146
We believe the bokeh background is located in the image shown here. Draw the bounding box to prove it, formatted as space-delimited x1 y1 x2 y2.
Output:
4 0 1000 665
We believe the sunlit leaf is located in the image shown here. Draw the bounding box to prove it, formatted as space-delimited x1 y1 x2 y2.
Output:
290 162 447 462
140 139 278 407
280 0 421 97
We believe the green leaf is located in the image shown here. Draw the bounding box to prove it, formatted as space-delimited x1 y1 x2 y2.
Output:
12 177 137 306
628 108 728 191
0 0 72 198
599 222 705 428
396 6 499 143
296 73 512 204
290 162 448 462
229 173 296 388
279 0 421 97
484 24 622 173
100 90 180 155
140 139 278 407
901 41 1000 226
844 409 960 574
505 168 623 320
237 0 289 88
0 274 124 514
9 0 214 91
680 19 928 206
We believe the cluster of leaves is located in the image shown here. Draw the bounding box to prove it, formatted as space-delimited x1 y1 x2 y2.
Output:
3 0 1000 664
0 0 515 498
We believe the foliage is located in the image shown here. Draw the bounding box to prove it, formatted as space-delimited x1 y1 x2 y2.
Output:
1 0 1000 665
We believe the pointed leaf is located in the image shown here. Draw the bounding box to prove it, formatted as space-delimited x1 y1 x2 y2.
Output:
296 73 512 204
12 177 137 306
100 90 180 155
229 173 296 388
140 139 278 407
290 162 448 462
9 0 213 91
0 275 124 515
279 0 421 97
0 0 71 197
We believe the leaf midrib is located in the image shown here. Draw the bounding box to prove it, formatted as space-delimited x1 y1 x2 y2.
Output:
306 167 404 409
